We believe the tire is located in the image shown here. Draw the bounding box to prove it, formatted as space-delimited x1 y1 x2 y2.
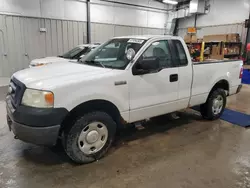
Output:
200 88 226 120
63 111 116 164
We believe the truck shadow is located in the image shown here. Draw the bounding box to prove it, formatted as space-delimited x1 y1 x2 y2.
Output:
113 110 203 148
22 110 203 165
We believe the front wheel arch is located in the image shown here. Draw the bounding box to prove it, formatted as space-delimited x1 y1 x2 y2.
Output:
60 99 123 134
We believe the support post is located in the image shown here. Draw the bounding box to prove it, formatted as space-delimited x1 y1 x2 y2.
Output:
86 0 91 44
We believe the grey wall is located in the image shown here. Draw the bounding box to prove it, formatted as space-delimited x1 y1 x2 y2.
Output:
177 0 250 40
0 0 172 28
91 22 165 43
0 15 87 77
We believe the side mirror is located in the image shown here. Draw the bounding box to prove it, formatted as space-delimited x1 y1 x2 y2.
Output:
78 55 85 61
133 57 160 75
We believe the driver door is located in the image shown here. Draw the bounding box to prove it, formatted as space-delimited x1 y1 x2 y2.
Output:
129 40 179 122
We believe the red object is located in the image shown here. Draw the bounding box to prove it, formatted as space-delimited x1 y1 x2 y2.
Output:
247 43 250 51
240 56 246 61
240 67 243 79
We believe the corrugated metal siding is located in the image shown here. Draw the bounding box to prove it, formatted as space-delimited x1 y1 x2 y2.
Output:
91 22 165 43
0 14 87 77
91 23 115 43
0 14 165 77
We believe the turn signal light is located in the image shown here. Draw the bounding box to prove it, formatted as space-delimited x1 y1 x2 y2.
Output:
45 92 54 105
239 67 243 79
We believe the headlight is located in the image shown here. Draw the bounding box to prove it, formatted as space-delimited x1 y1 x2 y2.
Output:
34 63 45 67
22 89 54 108
32 63 52 67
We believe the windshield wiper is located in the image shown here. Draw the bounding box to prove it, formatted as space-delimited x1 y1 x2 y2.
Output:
85 60 106 68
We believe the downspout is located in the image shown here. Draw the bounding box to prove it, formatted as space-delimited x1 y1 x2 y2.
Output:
173 2 181 36
194 13 197 27
86 0 91 43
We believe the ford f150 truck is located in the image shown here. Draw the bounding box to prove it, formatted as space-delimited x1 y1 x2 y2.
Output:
6 35 243 164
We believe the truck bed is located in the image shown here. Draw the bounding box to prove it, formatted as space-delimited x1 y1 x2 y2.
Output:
189 60 242 107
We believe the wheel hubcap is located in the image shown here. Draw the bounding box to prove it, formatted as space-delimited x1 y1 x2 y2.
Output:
86 130 99 144
78 122 108 155
212 95 224 115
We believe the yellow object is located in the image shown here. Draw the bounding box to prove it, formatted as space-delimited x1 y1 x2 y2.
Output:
200 42 205 62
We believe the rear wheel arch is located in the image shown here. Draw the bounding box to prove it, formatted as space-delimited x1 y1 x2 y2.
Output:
209 79 229 98
200 88 226 120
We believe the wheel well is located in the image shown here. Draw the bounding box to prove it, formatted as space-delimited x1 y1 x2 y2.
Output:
210 80 229 95
60 100 123 133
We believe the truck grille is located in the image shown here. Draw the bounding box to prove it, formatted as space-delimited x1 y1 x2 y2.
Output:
8 77 26 108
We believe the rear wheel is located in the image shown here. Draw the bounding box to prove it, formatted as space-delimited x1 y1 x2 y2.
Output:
200 88 226 120
63 111 116 164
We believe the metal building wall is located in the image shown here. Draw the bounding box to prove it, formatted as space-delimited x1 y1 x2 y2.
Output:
0 14 87 77
0 14 165 77
176 0 249 43
91 22 165 43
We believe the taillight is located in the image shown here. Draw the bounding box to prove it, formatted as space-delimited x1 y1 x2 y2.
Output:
239 67 243 79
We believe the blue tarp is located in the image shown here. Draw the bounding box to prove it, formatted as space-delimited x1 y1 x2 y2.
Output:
220 109 250 127
242 69 250 84
192 106 250 127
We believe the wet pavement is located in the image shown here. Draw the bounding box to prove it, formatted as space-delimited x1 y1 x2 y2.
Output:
1 86 250 188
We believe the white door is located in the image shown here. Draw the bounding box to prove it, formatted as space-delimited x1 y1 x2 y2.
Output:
171 39 193 108
129 40 180 122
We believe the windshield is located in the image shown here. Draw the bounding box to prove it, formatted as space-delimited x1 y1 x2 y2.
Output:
60 46 91 59
81 38 147 69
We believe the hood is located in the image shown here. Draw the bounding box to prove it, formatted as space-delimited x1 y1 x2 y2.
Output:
30 56 68 65
14 62 112 88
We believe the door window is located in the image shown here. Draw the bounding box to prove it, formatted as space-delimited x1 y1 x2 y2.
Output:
141 40 173 68
172 40 188 66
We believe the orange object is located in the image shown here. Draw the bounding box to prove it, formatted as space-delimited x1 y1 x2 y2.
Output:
45 92 54 105
187 27 197 34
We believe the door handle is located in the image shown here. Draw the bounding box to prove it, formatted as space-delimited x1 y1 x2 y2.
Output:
170 74 178 82
114 81 127 86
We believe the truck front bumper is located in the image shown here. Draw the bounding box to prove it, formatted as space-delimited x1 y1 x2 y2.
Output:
6 96 68 146
7 116 60 146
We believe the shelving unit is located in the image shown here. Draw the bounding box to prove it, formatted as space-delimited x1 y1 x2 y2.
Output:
186 41 242 62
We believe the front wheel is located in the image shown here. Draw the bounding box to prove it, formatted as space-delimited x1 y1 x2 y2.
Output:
63 111 116 164
200 88 226 120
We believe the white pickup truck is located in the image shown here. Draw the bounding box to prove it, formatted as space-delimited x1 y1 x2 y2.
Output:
6 35 242 164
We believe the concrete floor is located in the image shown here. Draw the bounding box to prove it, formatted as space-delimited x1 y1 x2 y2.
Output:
1 86 250 188
0 77 10 87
